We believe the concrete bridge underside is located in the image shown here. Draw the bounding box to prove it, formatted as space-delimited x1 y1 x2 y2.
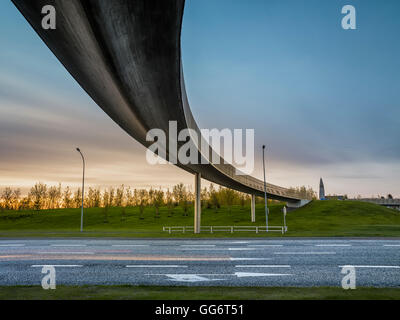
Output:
13 0 309 232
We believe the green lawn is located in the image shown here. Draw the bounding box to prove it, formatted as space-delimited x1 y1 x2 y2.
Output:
0 201 399 238
0 286 399 300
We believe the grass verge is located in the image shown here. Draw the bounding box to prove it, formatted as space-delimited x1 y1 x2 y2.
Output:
0 201 399 238
0 286 399 300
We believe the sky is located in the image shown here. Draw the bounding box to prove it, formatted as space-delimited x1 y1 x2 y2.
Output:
0 0 399 197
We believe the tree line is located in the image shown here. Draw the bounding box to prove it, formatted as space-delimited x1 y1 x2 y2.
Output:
0 183 316 213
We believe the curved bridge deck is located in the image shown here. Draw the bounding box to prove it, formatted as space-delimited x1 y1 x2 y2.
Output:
12 0 309 221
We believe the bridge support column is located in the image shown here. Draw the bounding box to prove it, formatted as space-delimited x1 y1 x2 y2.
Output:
194 173 201 234
251 195 256 222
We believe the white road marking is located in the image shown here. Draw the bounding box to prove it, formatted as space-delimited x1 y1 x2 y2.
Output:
51 245 87 247
147 273 292 280
36 252 95 255
249 245 283 247
31 265 83 268
338 265 400 269
180 248 256 251
228 241 250 244
235 272 292 277
235 265 291 268
112 245 149 247
127 265 187 268
229 258 272 261
275 252 336 255
0 244 25 247
148 274 224 282
315 244 351 247
383 245 400 247
180 245 216 247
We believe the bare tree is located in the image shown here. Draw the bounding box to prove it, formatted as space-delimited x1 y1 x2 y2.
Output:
221 188 235 213
165 189 174 217
1 187 13 210
173 183 190 216
102 189 110 223
13 189 21 210
138 189 148 220
152 189 164 218
48 185 61 209
29 183 47 211
115 185 125 207
63 187 72 208
73 188 82 209
209 184 220 212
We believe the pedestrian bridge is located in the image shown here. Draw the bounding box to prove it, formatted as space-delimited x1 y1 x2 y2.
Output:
13 0 311 232
358 199 400 210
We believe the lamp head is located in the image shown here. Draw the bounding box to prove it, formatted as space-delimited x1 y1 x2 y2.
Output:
262 145 266 150
76 147 81 152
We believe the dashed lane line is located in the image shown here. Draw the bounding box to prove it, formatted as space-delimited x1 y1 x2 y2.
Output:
235 265 291 268
315 244 351 247
275 252 336 255
126 265 187 268
36 252 96 255
0 244 26 247
338 265 400 269
31 265 83 267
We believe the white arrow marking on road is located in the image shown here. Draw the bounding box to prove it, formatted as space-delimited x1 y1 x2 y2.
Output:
146 273 292 281
149 274 225 282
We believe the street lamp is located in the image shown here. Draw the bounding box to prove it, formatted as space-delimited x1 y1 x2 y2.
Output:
262 145 269 232
76 148 85 232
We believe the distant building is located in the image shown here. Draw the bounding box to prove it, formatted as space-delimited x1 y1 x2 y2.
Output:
319 178 325 200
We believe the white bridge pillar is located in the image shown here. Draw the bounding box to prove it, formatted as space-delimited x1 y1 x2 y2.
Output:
251 194 256 222
194 173 201 234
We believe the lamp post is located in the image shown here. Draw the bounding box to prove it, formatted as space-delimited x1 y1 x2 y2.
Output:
76 148 85 232
262 145 269 232
283 205 287 233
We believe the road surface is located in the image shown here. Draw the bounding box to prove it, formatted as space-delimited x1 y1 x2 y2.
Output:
0 239 399 287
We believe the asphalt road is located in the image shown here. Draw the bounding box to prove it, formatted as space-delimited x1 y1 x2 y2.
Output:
0 239 399 287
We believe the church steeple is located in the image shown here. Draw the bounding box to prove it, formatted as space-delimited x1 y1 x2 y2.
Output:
319 178 325 200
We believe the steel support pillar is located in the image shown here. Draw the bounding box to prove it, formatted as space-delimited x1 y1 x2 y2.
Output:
251 194 256 223
194 173 201 234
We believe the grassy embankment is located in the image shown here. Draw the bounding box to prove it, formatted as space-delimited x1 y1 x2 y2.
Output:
0 286 399 300
0 200 399 238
